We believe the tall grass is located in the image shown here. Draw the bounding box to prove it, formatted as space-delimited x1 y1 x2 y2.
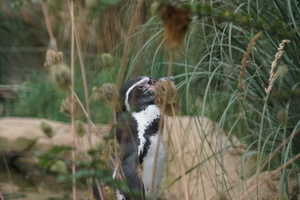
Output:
1 0 300 199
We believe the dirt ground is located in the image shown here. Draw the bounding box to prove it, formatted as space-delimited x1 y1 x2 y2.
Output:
0 117 298 200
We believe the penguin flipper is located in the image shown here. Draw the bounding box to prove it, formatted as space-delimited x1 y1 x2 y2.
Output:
121 152 145 200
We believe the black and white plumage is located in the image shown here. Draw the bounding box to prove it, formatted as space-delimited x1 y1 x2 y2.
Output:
113 76 168 200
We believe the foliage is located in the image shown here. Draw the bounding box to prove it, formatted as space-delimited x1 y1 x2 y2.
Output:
36 144 130 198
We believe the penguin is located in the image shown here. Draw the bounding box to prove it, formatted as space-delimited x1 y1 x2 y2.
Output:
113 76 169 200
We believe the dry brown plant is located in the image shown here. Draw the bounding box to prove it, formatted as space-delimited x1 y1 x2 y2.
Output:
238 31 262 100
160 4 191 51
265 39 290 94
90 83 117 103
59 95 80 119
237 145 300 200
44 49 63 68
154 79 177 116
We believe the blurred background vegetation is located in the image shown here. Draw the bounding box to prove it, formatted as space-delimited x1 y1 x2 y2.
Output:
1 0 300 198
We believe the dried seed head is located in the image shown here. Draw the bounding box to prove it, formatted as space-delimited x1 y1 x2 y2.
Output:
160 4 191 50
265 39 290 94
154 80 177 116
90 83 116 103
101 53 114 69
90 86 101 102
49 64 71 92
99 83 116 102
44 49 63 68
59 96 79 118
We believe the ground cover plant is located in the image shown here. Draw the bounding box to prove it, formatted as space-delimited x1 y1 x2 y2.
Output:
1 0 300 199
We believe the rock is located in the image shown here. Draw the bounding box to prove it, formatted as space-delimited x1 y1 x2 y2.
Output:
161 116 246 200
0 117 110 153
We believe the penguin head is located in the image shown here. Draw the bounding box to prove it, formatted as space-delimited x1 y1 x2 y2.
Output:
119 76 155 112
118 76 172 113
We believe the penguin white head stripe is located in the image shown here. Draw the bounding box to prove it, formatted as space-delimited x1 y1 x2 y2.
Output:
124 76 151 112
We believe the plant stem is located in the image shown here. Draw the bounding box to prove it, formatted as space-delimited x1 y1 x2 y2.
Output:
41 1 58 51
238 151 300 200
168 51 174 77
69 1 77 200
72 12 93 149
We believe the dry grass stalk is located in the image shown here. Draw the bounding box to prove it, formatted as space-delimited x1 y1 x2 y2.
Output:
259 127 300 173
242 128 300 199
96 6 123 53
72 92 102 138
116 1 144 91
238 32 262 100
265 39 290 94
110 0 144 123
69 1 93 148
68 0 107 198
68 1 78 200
171 106 190 200
40 1 58 51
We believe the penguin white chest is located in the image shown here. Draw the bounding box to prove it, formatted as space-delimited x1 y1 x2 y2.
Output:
132 105 165 199
132 105 161 156
142 134 164 199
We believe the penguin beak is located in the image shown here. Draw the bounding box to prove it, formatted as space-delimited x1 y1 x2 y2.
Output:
146 84 156 91
143 77 174 92
155 76 174 82
153 76 174 85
